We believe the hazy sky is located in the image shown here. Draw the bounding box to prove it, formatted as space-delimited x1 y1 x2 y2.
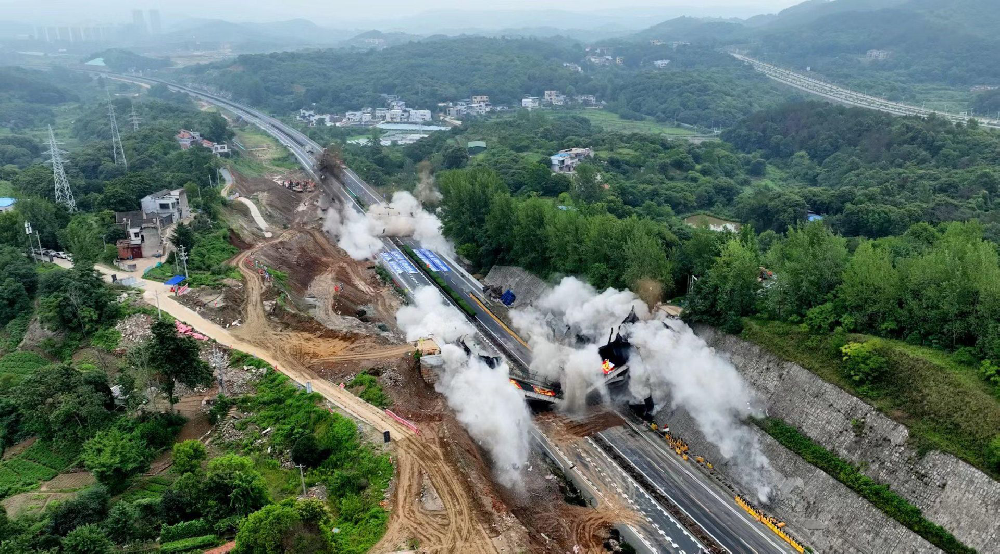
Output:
2 0 802 26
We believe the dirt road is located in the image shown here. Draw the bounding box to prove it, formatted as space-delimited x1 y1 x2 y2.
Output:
230 245 507 553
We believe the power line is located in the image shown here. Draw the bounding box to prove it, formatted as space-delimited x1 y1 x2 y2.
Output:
106 91 128 171
128 101 141 132
44 125 76 212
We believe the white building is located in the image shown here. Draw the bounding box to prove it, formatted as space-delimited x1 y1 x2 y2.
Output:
408 109 432 122
653 59 671 68
550 147 593 173
522 96 541 109
140 189 189 224
375 108 389 121
471 95 489 104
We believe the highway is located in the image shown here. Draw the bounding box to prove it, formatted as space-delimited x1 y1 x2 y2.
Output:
732 52 1000 130
107 71 804 554
600 422 798 554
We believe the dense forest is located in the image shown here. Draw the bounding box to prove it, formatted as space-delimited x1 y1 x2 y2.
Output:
628 0 1000 101
0 67 82 131
187 37 590 114
186 38 794 129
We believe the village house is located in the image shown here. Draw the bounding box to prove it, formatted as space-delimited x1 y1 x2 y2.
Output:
141 188 190 225
113 210 169 259
543 90 566 105
550 147 593 173
653 59 671 68
521 96 541 109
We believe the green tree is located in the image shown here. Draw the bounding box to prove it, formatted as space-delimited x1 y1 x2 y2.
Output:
61 214 103 264
572 163 601 204
203 112 232 143
172 439 207 474
204 455 270 520
149 319 212 410
765 222 847 320
46 485 110 536
16 364 113 443
986 435 1000 473
684 239 761 332
837 241 900 333
841 340 889 386
38 263 118 334
440 144 469 170
234 500 333 554
103 501 139 544
0 279 29 326
61 524 114 554
169 222 196 254
0 246 36 295
82 428 151 492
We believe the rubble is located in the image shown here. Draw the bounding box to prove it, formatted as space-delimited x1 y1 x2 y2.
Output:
114 313 154 348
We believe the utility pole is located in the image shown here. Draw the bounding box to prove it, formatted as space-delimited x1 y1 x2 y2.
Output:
106 90 128 171
128 101 141 132
45 125 76 212
178 245 189 280
24 221 34 262
295 464 307 496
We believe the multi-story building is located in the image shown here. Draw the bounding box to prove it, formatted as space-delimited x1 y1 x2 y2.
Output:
521 96 541 109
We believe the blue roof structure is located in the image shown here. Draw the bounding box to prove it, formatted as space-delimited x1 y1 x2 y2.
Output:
0 198 15 208
164 275 186 286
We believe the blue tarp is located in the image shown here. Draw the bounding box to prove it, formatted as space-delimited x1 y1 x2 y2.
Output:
164 275 186 286
501 290 516 306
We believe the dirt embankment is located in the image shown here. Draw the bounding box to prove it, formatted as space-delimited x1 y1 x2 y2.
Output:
211 169 620 553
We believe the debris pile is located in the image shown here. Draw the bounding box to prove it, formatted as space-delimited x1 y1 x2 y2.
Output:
115 313 154 348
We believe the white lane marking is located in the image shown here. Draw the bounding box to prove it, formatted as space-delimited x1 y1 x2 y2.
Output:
619 421 792 553
595 436 721 551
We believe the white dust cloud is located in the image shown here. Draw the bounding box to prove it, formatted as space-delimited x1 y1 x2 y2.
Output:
323 191 453 260
396 287 534 488
512 276 774 501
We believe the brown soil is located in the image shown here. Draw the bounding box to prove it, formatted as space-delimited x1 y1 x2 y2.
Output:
231 170 308 228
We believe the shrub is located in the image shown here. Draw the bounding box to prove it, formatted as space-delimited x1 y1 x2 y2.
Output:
987 435 1000 473
803 302 838 334
160 534 219 553
291 434 330 468
62 524 114 554
103 501 138 544
160 519 212 543
172 440 207 475
47 485 110 536
82 428 151 493
89 327 121 352
840 340 888 386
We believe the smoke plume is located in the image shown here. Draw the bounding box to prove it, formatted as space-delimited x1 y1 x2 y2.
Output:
436 344 534 488
511 277 774 501
396 287 534 488
415 161 442 205
396 286 474 343
323 190 453 260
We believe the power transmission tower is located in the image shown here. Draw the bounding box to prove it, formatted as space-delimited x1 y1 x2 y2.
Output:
128 101 141 132
106 91 128 171
44 125 76 212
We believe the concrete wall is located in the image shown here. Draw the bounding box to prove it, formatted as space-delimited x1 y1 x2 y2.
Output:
690 326 1000 553
654 407 939 553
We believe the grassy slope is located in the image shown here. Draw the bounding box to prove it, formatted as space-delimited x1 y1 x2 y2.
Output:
560 109 696 135
741 319 1000 478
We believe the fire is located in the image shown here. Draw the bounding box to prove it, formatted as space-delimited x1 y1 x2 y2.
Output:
509 379 523 389
601 359 615 375
531 385 556 397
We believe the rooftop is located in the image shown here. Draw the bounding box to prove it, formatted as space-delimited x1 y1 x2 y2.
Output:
0 198 16 208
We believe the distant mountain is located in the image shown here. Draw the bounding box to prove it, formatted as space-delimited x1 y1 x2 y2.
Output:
155 18 350 51
631 16 749 42
630 0 1000 92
